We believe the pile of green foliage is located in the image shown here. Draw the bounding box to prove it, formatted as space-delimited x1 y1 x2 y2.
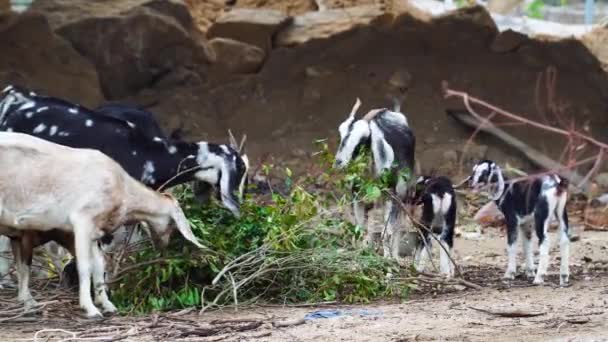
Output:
111 140 414 314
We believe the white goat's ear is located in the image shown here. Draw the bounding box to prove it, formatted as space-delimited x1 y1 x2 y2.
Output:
166 197 205 249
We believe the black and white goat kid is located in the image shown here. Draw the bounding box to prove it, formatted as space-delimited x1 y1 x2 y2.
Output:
334 98 416 259
408 176 456 277
468 160 570 286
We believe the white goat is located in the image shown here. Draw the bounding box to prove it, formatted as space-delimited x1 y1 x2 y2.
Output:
0 132 203 317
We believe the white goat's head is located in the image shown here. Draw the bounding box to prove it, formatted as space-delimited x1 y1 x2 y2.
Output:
334 98 371 169
147 193 204 249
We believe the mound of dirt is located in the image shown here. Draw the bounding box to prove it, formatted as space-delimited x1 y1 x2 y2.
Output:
2 2 608 178
29 0 214 99
0 12 103 106
130 5 608 177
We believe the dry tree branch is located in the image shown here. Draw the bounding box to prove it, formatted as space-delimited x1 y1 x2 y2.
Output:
443 80 607 193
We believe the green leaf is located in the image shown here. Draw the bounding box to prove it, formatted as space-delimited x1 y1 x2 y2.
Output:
364 185 382 201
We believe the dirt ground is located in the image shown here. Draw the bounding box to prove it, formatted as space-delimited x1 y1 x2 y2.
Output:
1 226 607 341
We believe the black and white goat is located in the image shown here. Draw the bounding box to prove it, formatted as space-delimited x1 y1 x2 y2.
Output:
408 176 456 277
0 85 249 216
467 160 570 286
0 85 248 287
334 98 416 259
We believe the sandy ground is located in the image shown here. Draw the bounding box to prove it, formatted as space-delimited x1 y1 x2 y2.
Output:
1 227 607 341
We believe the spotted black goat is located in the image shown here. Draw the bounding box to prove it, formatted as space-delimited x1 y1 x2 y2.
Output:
408 176 456 277
466 160 570 286
334 98 416 259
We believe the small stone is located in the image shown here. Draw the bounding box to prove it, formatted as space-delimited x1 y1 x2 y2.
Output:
442 150 458 164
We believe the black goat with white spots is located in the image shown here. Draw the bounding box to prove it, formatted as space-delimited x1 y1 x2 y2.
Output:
0 85 249 214
0 85 250 288
334 98 416 259
408 176 456 277
467 159 570 286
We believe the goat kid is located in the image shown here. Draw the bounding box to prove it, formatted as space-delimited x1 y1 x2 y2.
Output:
334 98 416 259
408 176 456 277
467 160 570 286
0 132 204 317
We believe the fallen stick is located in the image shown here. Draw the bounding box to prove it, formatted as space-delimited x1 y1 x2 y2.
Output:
469 306 546 317
446 109 590 194
272 318 306 328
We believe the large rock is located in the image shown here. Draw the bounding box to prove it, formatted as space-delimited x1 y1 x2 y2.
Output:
207 8 291 52
275 5 387 47
209 38 265 74
29 0 214 99
0 0 10 14
0 12 103 106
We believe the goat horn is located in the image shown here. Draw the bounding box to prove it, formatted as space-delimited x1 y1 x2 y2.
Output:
227 129 238 149
239 134 247 153
350 97 362 118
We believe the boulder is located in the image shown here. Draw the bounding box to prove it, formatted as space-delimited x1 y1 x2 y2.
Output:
275 5 386 47
208 38 265 74
0 0 10 14
490 29 527 53
29 0 213 99
0 12 103 106
207 8 291 53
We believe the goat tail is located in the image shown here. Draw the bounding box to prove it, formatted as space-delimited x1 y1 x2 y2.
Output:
391 96 401 113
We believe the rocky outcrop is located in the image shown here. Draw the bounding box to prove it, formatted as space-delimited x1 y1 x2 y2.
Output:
207 8 291 53
0 0 10 14
0 12 103 106
275 5 387 47
29 0 214 100
208 38 266 74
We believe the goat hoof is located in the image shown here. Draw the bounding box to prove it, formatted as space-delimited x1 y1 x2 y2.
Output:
532 276 544 285
102 303 118 314
525 269 536 279
23 299 39 310
85 311 104 319
503 272 515 280
560 275 570 287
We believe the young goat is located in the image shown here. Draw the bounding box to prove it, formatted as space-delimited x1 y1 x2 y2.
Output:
467 160 570 286
334 98 416 259
408 176 456 277
0 132 204 317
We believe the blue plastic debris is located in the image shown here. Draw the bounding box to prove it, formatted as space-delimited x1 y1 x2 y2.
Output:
304 310 343 320
304 308 383 321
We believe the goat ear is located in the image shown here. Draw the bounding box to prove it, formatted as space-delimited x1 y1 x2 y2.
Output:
169 201 205 249
370 122 395 174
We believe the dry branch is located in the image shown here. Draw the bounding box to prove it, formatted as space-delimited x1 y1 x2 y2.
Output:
469 306 546 317
447 109 590 193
